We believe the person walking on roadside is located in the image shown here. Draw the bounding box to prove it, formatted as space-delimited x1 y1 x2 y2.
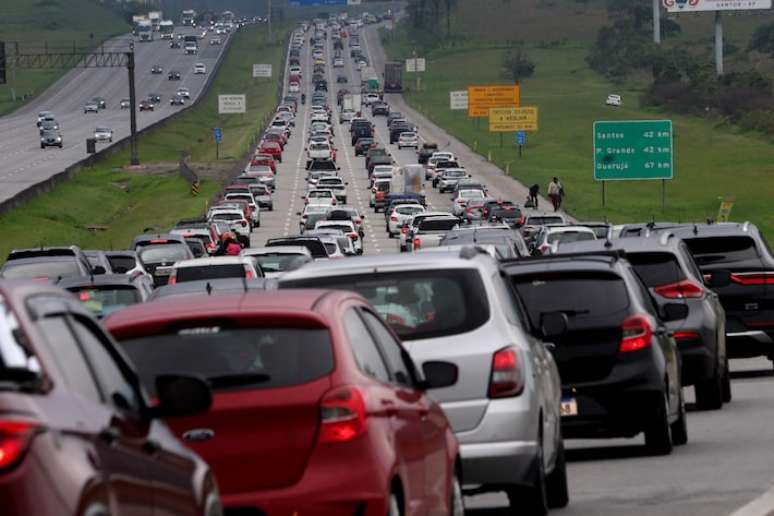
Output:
528 184 539 209
548 177 563 212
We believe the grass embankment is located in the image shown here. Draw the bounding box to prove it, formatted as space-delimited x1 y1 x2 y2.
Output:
0 0 128 116
382 17 774 237
0 25 286 258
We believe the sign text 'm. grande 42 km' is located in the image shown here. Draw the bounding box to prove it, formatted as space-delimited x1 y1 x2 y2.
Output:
593 120 674 181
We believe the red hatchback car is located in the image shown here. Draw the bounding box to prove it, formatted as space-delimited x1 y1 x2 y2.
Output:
250 154 277 174
0 280 221 516
258 140 283 163
106 290 464 516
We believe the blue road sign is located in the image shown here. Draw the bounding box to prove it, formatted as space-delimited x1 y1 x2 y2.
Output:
213 127 223 144
516 131 526 146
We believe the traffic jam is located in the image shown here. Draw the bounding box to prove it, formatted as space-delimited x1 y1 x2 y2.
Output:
1 12 774 516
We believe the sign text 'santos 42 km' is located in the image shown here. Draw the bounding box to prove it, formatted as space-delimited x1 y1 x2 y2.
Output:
593 120 674 181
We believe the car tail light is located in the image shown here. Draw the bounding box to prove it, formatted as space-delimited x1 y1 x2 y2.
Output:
0 419 41 471
456 199 466 204
244 266 254 279
401 227 409 234
730 272 774 285
619 315 653 353
318 386 366 444
349 232 358 240
390 215 398 222
488 347 524 398
332 199 337 205
654 280 704 299
167 272 177 285
673 331 701 342
240 220 247 227
413 238 421 249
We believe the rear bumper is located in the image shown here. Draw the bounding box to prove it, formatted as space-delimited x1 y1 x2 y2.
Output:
726 330 774 358
677 337 715 385
460 441 536 489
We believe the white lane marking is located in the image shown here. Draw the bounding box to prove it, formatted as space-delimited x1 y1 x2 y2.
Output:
730 485 774 516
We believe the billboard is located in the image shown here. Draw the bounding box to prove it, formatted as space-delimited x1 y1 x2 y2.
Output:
252 64 272 78
467 85 520 118
662 0 771 12
218 94 246 114
406 58 426 72
488 106 539 132
449 90 468 110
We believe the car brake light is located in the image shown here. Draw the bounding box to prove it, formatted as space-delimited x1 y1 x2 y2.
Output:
349 232 358 239
390 215 398 222
413 237 421 249
673 331 701 342
620 315 653 353
79 291 90 301
488 347 523 398
167 272 177 285
654 280 704 299
318 386 366 444
730 272 774 285
0 419 40 471
240 220 247 227
401 227 409 234
244 266 254 279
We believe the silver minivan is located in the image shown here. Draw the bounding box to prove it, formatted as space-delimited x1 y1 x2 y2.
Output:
279 249 568 514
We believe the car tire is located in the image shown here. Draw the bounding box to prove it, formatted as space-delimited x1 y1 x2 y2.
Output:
449 468 465 516
507 442 548 516
644 388 673 456
695 362 723 411
722 357 732 403
387 491 402 516
671 387 688 446
546 437 569 509
40 144 45 149
342 197 347 204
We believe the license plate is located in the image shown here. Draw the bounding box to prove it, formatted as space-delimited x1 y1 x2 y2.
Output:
560 398 578 417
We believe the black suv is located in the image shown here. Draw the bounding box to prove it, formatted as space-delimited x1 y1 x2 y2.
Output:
502 252 688 455
418 142 439 164
559 235 730 410
389 122 413 144
350 119 374 145
655 223 774 366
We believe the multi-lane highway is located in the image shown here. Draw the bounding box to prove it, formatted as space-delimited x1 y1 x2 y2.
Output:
0 26 230 205
246 22 774 516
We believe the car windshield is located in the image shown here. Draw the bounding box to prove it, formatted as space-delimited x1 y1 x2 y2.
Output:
683 236 760 265
72 287 141 318
397 206 424 215
119 327 333 395
283 269 490 340
139 245 189 263
0 259 81 280
310 144 329 151
176 264 247 282
418 219 458 231
107 255 136 273
211 212 241 221
96 128 109 133
445 170 466 178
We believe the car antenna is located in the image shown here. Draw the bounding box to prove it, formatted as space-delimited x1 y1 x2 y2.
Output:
693 224 699 235
205 282 213 296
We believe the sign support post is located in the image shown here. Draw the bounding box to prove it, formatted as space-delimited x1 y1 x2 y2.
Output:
662 179 666 211
653 0 661 44
715 11 724 76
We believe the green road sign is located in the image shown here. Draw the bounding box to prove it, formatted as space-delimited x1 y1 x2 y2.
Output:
593 120 673 181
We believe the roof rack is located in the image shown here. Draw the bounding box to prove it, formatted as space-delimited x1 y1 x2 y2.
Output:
500 249 626 265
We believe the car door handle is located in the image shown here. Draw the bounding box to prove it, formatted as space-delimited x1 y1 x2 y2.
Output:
99 426 120 445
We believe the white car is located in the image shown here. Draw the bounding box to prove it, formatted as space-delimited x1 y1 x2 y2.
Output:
363 93 380 105
339 109 355 123
289 65 302 76
315 176 347 203
333 57 344 67
606 94 622 106
240 246 312 278
176 87 191 99
288 81 300 93
397 131 419 149
93 127 113 143
452 189 487 217
314 220 362 254
224 192 261 227
210 37 222 45
207 208 250 241
313 49 324 60
194 63 206 74
307 141 335 162
305 189 337 208
168 256 260 284
387 203 425 237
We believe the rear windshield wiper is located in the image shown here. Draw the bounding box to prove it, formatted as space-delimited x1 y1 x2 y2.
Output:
207 372 271 389
555 309 590 317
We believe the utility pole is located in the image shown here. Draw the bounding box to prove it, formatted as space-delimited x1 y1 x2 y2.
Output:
653 0 661 44
715 11 724 76
127 51 139 165
268 0 273 44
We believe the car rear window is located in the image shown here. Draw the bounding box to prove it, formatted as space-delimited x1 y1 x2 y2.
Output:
683 236 759 265
419 219 458 232
107 255 136 274
139 245 189 263
72 287 141 318
511 272 630 329
119 327 333 395
527 216 564 226
625 252 686 287
177 264 246 282
268 240 327 259
283 269 490 341
0 259 81 280
547 231 595 244
251 255 305 273
491 207 522 219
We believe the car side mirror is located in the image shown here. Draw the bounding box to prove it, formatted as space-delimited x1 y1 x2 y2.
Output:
337 166 341 170
661 303 690 322
148 374 212 418
708 270 731 288
540 311 568 339
92 265 106 275
420 361 458 389
295 211 302 216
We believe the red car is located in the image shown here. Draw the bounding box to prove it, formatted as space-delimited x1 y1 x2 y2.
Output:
106 290 463 516
0 280 220 515
258 140 283 162
250 154 277 174
262 131 286 149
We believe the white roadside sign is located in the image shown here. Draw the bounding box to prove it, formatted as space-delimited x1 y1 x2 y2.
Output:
662 0 771 11
252 64 272 78
218 94 246 114
406 58 426 73
450 90 468 110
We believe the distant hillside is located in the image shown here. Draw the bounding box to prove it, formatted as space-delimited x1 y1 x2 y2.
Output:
0 0 128 115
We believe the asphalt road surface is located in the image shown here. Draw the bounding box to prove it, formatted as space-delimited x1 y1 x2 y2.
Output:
0 26 230 205
248 23 774 516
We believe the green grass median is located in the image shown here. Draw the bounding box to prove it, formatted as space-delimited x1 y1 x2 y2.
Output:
0 24 286 259
383 38 774 238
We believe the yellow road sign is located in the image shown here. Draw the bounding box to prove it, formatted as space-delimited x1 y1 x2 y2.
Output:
468 85 520 118
717 198 735 223
488 106 539 132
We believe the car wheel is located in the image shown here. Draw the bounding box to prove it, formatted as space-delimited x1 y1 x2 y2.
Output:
507 439 548 516
644 388 673 456
387 491 402 516
671 386 688 446
449 468 465 516
546 437 569 509
722 357 732 403
695 361 723 411
40 144 45 149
